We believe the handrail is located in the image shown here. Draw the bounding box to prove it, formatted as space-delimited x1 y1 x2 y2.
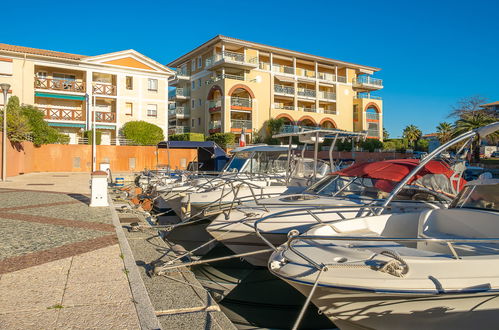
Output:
286 234 499 270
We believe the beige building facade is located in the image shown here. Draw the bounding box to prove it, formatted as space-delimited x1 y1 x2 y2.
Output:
0 44 173 144
167 35 383 142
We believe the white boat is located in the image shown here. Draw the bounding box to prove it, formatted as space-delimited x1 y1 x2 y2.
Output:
207 158 464 266
269 178 499 330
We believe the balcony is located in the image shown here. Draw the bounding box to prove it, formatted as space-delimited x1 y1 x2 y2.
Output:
205 51 258 70
93 83 116 96
317 72 336 82
231 119 252 130
322 108 337 115
41 106 85 121
209 99 222 112
299 106 317 113
230 97 252 109
337 76 347 83
366 112 380 121
95 111 116 123
274 84 295 96
169 126 191 135
209 121 222 133
296 68 316 79
35 78 85 93
353 76 383 90
168 106 190 119
169 88 190 100
356 93 382 100
206 73 245 85
274 104 295 111
272 64 294 75
367 129 380 138
318 91 336 100
297 88 316 98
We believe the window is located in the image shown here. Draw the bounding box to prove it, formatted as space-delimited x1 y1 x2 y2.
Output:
191 99 195 108
191 81 195 90
198 79 202 87
126 76 133 90
36 71 47 79
147 104 157 117
148 79 158 92
125 102 133 116
198 99 202 107
198 118 201 126
197 56 202 69
191 119 195 127
191 60 196 71
53 73 75 81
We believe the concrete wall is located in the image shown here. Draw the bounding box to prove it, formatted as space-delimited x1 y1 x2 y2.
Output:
0 136 197 177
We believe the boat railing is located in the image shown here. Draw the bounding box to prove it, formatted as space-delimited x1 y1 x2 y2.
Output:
285 234 499 271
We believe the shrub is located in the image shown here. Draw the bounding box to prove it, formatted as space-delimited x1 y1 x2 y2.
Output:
83 130 102 145
0 96 31 143
121 121 164 146
415 139 429 152
169 133 205 141
22 105 69 146
206 132 235 149
361 138 384 152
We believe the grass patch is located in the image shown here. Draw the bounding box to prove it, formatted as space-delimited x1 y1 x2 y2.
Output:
47 304 64 310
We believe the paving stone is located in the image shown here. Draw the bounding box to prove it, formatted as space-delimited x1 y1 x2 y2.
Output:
0 217 108 260
0 280 65 313
0 309 59 329
62 280 133 307
10 202 113 224
55 302 140 329
0 191 75 207
0 257 71 286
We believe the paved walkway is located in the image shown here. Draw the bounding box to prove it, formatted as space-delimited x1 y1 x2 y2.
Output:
0 173 140 329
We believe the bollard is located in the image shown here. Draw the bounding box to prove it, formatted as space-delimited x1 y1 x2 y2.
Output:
90 171 109 207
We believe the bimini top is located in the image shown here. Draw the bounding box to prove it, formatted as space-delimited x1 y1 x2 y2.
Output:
230 145 292 153
157 141 227 158
333 159 467 195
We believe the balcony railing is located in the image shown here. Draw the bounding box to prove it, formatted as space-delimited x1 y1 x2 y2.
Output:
259 62 270 70
168 107 190 117
272 64 294 75
231 119 252 130
318 91 336 100
317 72 336 82
175 67 189 77
274 84 295 95
297 68 316 79
367 129 380 137
354 76 383 87
35 78 85 93
41 107 85 121
93 83 116 96
206 73 245 85
169 126 191 134
337 76 347 83
231 97 252 108
169 88 190 99
209 121 222 130
356 93 382 100
209 99 222 110
323 108 337 115
297 88 316 98
274 104 295 111
206 51 258 67
366 112 380 120
95 111 116 123
299 106 317 113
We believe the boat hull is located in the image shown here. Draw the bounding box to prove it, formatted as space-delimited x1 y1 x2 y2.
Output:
281 278 499 330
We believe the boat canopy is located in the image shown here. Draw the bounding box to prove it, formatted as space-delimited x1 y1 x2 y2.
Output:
332 159 466 195
156 141 229 171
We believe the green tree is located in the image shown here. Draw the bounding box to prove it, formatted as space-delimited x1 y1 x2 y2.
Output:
416 139 429 152
436 122 454 144
121 121 164 145
361 138 383 152
22 105 69 146
383 128 389 140
206 132 235 149
0 96 31 143
402 125 422 148
168 133 205 141
454 113 498 162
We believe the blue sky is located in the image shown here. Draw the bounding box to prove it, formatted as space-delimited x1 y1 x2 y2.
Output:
4 0 498 137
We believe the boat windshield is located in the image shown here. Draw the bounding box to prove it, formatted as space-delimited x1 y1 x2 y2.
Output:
224 151 288 174
306 175 443 201
449 183 499 212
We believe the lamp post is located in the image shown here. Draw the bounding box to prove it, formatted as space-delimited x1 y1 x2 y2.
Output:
0 83 10 182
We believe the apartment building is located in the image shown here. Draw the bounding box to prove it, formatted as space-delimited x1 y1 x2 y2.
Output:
0 43 173 144
167 35 383 142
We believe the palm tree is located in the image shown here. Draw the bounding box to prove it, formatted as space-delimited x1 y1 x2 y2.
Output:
436 122 454 144
454 113 497 162
402 125 422 148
